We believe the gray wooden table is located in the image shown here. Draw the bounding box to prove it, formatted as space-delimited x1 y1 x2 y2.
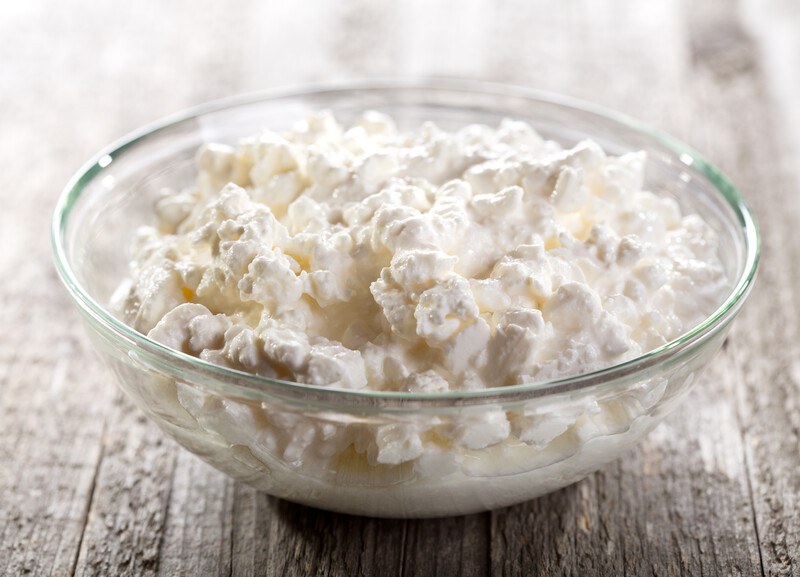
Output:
1 1 799 575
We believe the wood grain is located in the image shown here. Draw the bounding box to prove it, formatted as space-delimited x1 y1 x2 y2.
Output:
687 3 800 575
72 401 174 577
156 452 234 577
0 0 798 575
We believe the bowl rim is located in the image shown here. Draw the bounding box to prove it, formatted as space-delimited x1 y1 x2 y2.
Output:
51 78 761 408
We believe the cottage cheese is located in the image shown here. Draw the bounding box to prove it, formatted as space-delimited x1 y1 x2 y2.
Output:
115 112 729 514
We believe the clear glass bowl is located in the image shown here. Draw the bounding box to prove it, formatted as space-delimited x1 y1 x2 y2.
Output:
52 80 759 518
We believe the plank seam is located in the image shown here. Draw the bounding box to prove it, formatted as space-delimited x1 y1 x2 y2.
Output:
397 520 408 577
734 341 767 577
227 483 234 577
69 419 107 577
742 444 766 577
483 512 491 577
154 447 180 576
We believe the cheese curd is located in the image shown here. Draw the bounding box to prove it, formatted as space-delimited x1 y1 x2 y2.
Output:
121 111 727 391
115 112 729 506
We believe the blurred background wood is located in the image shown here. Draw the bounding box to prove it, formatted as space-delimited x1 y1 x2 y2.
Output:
0 0 798 575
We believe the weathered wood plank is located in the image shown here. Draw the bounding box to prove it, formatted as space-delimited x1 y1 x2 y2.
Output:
230 486 274 577
0 5 120 574
402 514 490 577
2 0 799 575
156 452 234 577
72 400 175 577
685 2 800 574
0 303 108 577
741 0 800 170
266 500 408 577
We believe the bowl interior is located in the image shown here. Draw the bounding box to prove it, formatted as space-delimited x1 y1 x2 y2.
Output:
54 82 758 403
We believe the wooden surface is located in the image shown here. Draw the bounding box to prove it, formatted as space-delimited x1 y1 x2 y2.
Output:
1 1 799 575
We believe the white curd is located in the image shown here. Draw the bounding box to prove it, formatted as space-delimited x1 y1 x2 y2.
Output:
114 112 729 513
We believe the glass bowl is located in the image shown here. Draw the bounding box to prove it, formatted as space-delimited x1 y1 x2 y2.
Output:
52 80 759 518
